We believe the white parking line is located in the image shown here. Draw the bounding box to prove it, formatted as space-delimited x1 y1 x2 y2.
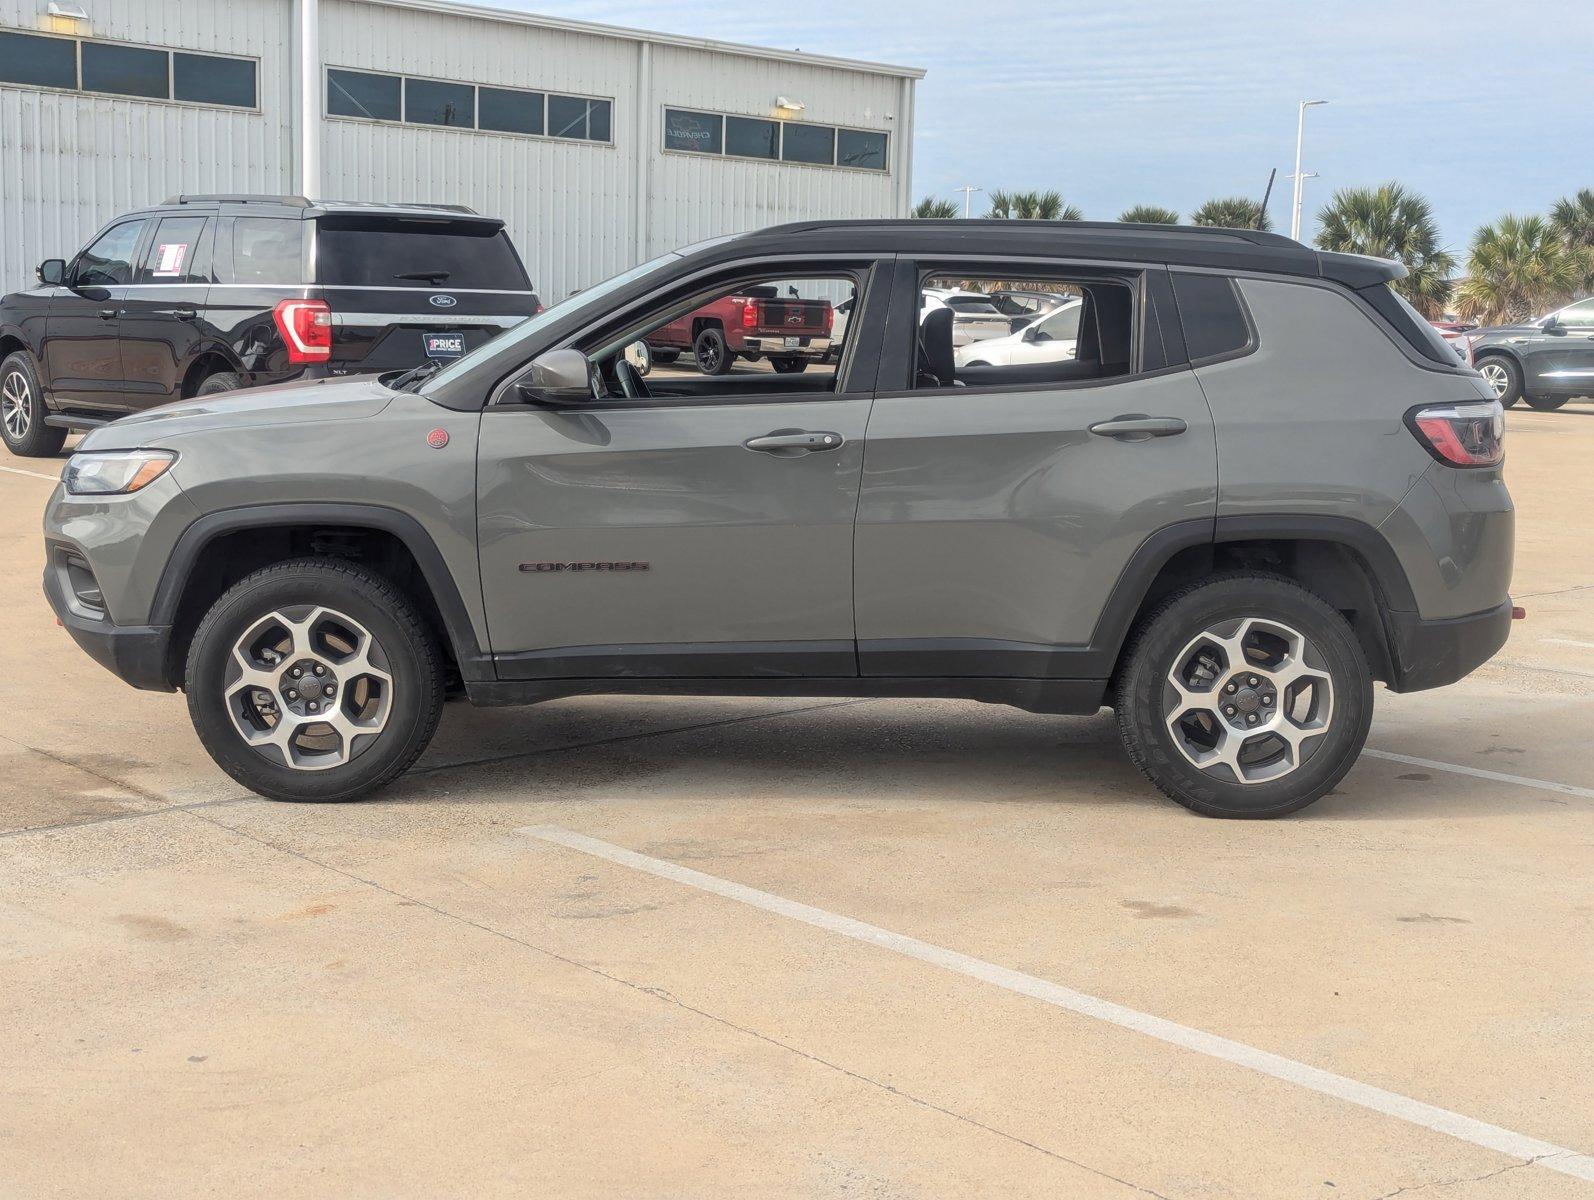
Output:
523 825 1594 1184
1363 749 1594 802
1540 637 1594 651
0 463 62 482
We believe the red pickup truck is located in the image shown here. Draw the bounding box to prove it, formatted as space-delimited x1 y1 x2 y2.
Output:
647 285 833 375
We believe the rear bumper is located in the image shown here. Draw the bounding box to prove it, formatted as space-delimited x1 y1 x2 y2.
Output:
741 335 831 357
1385 600 1512 693
43 561 174 692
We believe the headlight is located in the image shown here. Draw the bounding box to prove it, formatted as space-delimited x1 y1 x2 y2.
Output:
63 450 177 496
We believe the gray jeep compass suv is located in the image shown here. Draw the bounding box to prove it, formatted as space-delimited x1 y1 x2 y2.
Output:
41 220 1514 818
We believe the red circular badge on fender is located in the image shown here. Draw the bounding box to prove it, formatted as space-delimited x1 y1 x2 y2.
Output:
426 428 449 448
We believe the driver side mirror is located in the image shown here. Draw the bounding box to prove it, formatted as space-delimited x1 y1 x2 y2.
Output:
36 259 65 287
516 348 593 405
1021 323 1042 343
1541 314 1564 334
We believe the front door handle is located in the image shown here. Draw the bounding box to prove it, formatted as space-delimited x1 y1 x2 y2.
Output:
744 430 844 455
1088 415 1188 441
171 306 197 321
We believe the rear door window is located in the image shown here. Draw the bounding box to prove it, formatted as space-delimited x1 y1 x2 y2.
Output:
136 216 212 284
227 218 304 285
314 218 530 290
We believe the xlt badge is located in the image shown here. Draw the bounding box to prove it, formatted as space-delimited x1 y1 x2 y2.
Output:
520 561 650 573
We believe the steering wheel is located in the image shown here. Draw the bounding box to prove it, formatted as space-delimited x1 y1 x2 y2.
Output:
614 356 650 400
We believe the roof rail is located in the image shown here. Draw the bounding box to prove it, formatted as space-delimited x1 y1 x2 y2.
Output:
759 217 1302 248
163 194 312 206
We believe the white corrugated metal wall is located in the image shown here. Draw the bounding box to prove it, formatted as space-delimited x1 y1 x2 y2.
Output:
0 0 293 290
0 0 917 297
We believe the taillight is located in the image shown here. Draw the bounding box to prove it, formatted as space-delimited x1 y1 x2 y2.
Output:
823 306 834 334
1407 400 1504 467
272 298 332 364
741 300 758 329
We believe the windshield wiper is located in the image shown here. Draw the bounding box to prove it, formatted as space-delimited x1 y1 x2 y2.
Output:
395 270 451 284
389 361 443 392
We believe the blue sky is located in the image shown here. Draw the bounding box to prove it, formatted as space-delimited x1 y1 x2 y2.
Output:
506 0 1592 254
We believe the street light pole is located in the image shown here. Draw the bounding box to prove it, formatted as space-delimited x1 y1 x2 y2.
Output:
1290 99 1328 242
955 185 983 218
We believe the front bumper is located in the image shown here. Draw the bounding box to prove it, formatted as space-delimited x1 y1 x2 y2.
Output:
1386 600 1512 693
43 551 174 692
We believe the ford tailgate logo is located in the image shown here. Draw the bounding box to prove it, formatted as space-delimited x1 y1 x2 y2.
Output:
429 294 458 308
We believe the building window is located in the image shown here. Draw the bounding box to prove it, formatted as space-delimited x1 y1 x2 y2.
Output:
327 68 401 121
405 77 474 127
837 128 887 172
0 30 77 90
661 106 887 172
0 28 256 109
325 67 610 144
479 86 543 135
780 121 835 166
549 94 610 141
725 115 778 160
173 52 256 108
664 109 723 154
81 41 169 100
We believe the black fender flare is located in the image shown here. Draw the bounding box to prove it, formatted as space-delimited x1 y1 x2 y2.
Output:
1084 513 1418 674
150 502 492 683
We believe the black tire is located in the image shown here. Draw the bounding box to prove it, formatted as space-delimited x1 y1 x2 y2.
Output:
769 357 808 375
650 349 680 365
196 371 245 396
1113 573 1372 819
1475 355 1521 409
1524 393 1570 412
693 326 735 376
185 558 444 803
0 350 67 457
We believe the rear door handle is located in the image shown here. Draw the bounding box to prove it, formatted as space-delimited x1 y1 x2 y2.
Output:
744 430 844 455
171 306 197 321
1088 415 1187 440
98 308 117 321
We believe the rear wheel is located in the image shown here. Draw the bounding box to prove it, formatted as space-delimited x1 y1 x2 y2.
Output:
1 351 67 457
650 349 680 365
693 327 735 376
185 559 444 802
769 357 808 374
196 371 245 396
1524 394 1570 411
1114 574 1372 818
1475 355 1521 408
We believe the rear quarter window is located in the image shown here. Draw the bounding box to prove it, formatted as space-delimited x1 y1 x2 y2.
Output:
314 218 530 290
1171 272 1252 361
228 218 304 285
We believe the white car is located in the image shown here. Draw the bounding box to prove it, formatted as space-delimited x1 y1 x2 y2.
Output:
954 297 1082 368
921 288 1012 346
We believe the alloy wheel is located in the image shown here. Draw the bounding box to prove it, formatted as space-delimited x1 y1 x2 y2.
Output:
1479 361 1509 398
1163 616 1334 784
224 605 394 770
2 370 31 440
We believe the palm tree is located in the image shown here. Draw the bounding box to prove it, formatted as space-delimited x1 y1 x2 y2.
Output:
912 196 960 219
1314 183 1455 318
1119 205 1181 225
1192 197 1271 231
986 189 1083 221
1550 188 1594 291
1455 214 1582 324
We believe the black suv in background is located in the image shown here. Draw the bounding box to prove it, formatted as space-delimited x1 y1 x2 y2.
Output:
0 195 540 456
1467 295 1594 410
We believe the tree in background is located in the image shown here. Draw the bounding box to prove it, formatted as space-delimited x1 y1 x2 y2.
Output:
1192 197 1272 231
986 189 1083 221
912 196 960 219
1455 214 1582 324
1550 188 1594 291
1119 205 1182 225
1314 183 1454 318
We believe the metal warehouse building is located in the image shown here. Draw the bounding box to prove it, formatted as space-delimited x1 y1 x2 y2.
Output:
0 0 921 297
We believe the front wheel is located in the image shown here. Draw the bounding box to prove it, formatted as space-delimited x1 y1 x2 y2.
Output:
185 559 444 802
1475 355 1521 409
1524 394 1570 411
1 351 67 457
1114 574 1372 818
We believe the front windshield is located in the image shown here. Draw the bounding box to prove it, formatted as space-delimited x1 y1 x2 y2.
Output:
418 252 681 394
